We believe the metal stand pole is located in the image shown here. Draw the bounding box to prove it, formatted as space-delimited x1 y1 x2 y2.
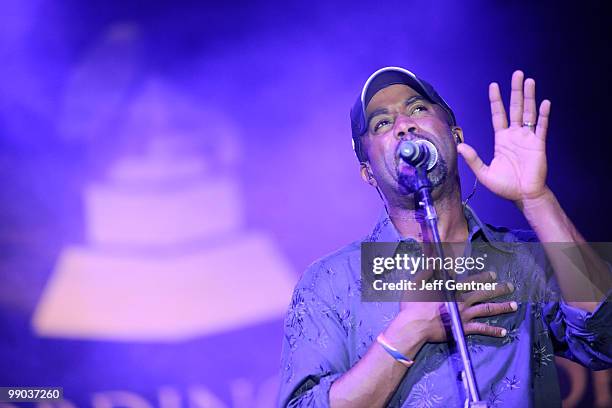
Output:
413 166 487 408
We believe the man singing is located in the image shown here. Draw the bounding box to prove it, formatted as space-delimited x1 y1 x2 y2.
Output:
278 67 611 407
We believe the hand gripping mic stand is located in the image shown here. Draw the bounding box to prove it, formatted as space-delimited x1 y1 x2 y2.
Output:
400 142 487 407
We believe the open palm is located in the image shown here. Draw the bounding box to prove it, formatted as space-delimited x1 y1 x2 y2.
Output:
458 70 552 202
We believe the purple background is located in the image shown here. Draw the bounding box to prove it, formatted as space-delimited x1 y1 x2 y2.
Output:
0 1 610 407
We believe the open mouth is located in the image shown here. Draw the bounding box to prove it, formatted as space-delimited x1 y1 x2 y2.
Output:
394 155 416 179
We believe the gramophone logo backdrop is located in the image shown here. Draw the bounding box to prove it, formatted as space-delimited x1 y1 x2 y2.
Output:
1 20 301 408
0 1 610 407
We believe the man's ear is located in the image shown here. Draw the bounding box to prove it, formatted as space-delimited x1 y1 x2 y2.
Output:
360 162 377 187
451 126 464 144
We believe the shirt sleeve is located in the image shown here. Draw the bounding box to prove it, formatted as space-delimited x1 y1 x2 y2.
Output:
527 239 612 371
542 293 612 370
277 261 352 407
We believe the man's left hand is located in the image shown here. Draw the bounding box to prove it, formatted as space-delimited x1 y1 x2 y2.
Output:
457 70 552 205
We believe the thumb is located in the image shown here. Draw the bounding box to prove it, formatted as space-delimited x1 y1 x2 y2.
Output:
457 142 489 182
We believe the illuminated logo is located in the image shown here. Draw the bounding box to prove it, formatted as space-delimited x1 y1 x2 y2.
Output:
33 81 295 342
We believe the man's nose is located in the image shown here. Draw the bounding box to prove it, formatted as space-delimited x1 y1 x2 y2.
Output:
395 116 418 139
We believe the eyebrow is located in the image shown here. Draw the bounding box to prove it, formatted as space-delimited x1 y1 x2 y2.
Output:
366 96 427 126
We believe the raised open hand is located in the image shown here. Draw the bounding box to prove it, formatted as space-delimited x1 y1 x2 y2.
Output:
457 70 552 203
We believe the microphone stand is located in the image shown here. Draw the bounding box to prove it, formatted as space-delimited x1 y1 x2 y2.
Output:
413 166 487 408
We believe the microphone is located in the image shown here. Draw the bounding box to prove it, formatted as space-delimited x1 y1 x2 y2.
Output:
397 139 438 170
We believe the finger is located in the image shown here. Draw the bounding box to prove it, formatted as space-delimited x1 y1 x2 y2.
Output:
509 70 525 126
457 142 490 184
522 78 537 127
535 99 551 141
462 282 514 306
464 322 507 338
463 301 518 320
489 82 508 132
456 271 497 295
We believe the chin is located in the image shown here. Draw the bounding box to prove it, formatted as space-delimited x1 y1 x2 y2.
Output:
397 160 449 195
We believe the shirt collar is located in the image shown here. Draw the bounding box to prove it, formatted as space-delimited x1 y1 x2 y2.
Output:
367 204 512 253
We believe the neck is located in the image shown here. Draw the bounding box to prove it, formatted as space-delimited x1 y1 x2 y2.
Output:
386 187 468 243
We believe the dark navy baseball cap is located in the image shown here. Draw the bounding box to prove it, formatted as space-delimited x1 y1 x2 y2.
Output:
350 67 456 162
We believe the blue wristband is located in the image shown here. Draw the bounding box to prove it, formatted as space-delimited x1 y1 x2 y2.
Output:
376 334 415 367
